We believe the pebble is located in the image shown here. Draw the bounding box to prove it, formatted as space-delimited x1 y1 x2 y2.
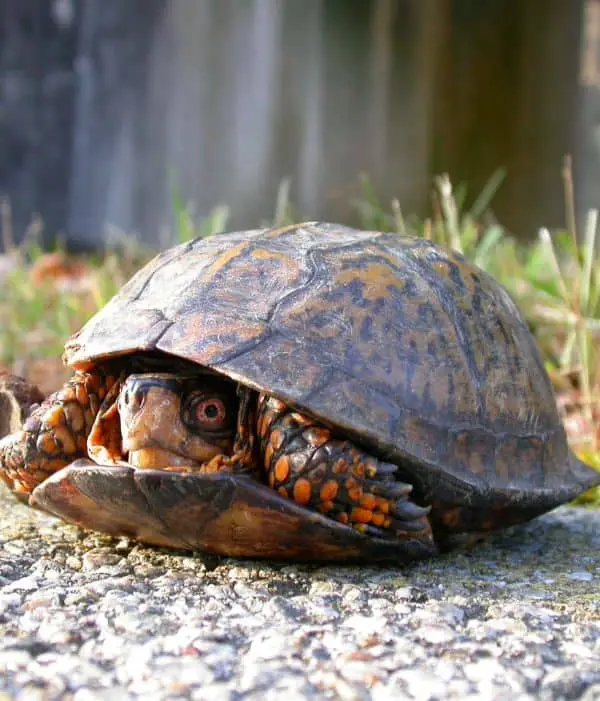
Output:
568 570 594 581
415 624 457 644
1 489 600 700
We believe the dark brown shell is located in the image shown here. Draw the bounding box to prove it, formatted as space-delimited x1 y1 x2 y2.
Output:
63 223 599 515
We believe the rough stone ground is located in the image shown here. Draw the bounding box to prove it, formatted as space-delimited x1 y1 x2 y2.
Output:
0 485 599 701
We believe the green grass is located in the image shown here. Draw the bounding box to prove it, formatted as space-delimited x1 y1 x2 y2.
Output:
0 247 134 368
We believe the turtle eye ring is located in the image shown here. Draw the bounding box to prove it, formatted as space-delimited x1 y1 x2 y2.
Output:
194 398 226 427
182 393 232 433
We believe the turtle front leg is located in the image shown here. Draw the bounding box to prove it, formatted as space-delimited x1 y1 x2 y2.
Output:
257 395 432 538
0 369 117 500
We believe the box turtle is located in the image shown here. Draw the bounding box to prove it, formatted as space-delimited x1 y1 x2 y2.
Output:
1 223 598 562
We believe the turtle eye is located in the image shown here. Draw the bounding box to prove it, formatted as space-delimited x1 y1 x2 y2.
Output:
195 398 226 426
182 392 233 433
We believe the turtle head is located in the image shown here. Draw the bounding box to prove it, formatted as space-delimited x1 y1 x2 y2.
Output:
88 372 239 468
119 373 239 467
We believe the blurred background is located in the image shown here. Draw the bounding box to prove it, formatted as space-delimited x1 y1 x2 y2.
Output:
0 0 597 248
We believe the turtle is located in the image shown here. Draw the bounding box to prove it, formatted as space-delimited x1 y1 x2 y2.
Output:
0 222 598 563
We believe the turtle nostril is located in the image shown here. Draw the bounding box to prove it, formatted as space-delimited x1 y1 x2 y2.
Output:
120 383 146 413
132 389 145 410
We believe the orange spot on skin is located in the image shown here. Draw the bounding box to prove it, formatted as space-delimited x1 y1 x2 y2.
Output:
351 507 373 524
293 478 312 505
359 493 376 510
352 462 366 478
289 412 311 426
264 443 274 468
36 432 58 456
348 487 362 503
53 425 77 455
345 478 362 503
302 427 330 447
318 500 334 513
45 405 65 429
270 429 285 451
371 512 386 527
75 385 89 408
274 456 290 483
376 498 390 514
333 459 348 474
320 480 339 502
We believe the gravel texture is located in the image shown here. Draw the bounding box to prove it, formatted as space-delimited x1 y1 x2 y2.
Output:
1 484 599 701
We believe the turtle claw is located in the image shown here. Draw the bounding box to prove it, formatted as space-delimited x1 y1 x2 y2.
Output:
371 460 399 477
364 478 413 499
356 470 432 538
389 511 432 533
391 499 431 522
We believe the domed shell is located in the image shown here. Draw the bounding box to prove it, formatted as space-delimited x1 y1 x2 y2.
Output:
63 223 598 510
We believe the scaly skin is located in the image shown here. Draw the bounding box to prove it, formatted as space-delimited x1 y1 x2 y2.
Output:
256 394 431 536
0 369 117 500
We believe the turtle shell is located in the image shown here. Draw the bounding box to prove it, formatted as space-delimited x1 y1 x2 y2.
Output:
63 223 598 520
